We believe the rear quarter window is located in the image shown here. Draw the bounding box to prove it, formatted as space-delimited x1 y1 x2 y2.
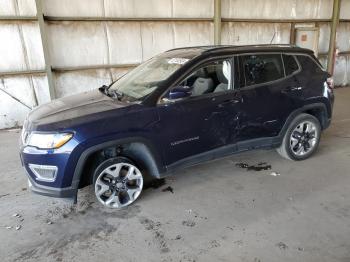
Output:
296 55 324 74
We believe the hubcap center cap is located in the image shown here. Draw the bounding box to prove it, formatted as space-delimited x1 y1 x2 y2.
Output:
116 182 124 189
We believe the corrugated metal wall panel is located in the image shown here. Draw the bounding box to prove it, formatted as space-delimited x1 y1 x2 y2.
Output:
337 23 350 52
318 23 330 54
43 0 104 17
173 22 214 46
222 0 333 19
334 55 350 86
107 22 143 64
105 0 173 18
140 22 174 60
0 22 44 71
0 0 16 16
340 0 350 19
222 22 291 45
47 21 108 67
17 0 37 16
0 22 27 71
0 74 49 129
54 69 111 98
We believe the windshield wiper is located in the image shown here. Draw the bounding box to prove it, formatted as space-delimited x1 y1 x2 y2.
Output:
99 85 123 100
108 89 124 100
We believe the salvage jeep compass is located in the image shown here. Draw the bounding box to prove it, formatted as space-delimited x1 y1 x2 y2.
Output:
19 45 334 208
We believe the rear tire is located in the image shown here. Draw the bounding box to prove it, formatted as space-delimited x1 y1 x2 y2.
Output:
277 113 321 161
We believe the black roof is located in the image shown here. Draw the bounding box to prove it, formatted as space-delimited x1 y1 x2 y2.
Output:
166 44 313 55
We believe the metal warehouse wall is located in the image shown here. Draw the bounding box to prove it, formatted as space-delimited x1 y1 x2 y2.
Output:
0 0 349 129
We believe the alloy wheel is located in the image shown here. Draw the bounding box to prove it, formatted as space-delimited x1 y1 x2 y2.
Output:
289 121 318 156
94 162 143 208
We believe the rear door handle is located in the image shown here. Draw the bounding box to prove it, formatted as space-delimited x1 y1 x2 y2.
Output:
282 86 303 93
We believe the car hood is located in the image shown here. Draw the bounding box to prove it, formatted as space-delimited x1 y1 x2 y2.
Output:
28 89 129 126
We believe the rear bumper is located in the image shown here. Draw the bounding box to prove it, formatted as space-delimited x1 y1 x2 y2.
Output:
27 171 77 199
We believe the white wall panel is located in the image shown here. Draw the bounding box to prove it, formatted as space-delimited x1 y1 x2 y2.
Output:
54 69 111 98
0 91 30 129
43 0 103 17
340 0 350 19
337 23 350 52
105 0 172 18
32 75 50 105
173 22 213 47
172 0 213 18
17 0 36 16
47 22 108 67
0 22 27 71
334 55 349 86
0 77 36 107
107 22 143 64
0 75 45 128
318 23 330 54
140 22 174 60
0 0 36 16
110 68 131 81
0 0 16 16
21 22 45 70
222 22 290 45
222 0 333 19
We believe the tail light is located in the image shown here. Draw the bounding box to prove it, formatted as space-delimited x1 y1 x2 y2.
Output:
326 77 334 89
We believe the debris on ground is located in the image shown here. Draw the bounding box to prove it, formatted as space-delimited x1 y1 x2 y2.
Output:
146 179 166 189
276 242 288 250
5 226 12 230
162 186 174 194
12 213 21 218
15 225 21 230
175 235 182 240
0 193 10 199
47 221 53 225
182 220 196 227
235 162 272 171
234 240 243 247
270 172 280 176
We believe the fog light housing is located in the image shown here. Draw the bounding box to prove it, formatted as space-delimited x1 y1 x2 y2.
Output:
28 164 58 182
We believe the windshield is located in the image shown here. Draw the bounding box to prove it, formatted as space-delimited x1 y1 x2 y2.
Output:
109 55 190 101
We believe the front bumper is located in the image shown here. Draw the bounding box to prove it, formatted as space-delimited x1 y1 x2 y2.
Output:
27 171 77 198
19 134 81 199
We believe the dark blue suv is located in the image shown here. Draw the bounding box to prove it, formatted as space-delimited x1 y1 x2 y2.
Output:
19 45 334 208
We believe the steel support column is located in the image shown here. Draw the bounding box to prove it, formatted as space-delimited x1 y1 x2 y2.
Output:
327 0 341 74
214 0 221 45
35 0 56 100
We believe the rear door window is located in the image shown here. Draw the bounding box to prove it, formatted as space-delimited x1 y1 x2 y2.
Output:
240 54 284 87
283 54 299 76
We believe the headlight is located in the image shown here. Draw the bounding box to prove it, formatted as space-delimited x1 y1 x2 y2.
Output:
27 133 73 149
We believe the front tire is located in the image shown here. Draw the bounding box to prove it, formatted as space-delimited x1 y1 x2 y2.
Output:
277 113 321 161
93 157 144 208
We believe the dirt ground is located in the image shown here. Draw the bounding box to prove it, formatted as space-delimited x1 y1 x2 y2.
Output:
0 88 350 262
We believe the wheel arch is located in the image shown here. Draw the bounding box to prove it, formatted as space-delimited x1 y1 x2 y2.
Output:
278 103 329 141
71 137 164 190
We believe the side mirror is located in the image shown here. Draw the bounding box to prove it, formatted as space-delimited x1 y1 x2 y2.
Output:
168 85 193 100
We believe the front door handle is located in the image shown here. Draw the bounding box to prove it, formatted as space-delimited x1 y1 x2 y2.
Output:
218 97 242 108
